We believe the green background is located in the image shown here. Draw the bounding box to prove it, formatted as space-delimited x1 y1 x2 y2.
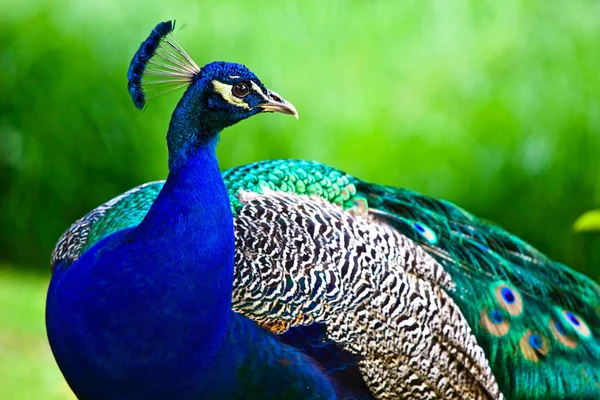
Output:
0 0 598 398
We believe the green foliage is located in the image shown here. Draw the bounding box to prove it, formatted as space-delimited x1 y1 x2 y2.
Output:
0 0 599 282
0 267 74 399
574 210 600 233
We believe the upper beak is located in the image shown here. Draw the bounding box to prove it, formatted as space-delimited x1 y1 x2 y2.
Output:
259 90 299 119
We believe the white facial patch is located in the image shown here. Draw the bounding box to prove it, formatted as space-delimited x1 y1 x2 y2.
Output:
212 80 250 109
250 81 269 101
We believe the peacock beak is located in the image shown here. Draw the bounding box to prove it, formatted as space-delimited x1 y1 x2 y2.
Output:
259 90 299 119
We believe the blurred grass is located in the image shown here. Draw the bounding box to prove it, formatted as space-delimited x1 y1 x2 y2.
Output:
0 267 74 399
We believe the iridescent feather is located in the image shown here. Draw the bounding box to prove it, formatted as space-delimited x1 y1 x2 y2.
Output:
52 160 600 399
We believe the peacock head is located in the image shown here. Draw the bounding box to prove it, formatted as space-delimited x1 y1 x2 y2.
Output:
127 21 297 134
195 61 297 128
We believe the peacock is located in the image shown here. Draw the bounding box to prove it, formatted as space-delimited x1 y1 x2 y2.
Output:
47 21 600 400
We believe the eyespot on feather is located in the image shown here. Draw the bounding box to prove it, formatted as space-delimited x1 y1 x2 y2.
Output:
412 222 438 244
549 318 578 349
479 308 510 337
348 198 369 217
560 310 591 338
494 282 523 316
520 330 549 362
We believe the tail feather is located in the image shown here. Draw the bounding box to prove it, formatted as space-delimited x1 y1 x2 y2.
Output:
358 181 600 399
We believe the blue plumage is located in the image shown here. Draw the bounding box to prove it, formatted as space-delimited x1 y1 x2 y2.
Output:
127 21 176 109
47 22 324 399
279 324 372 399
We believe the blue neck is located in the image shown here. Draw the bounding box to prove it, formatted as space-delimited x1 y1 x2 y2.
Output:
167 84 204 171
166 81 219 171
111 79 236 368
134 102 234 359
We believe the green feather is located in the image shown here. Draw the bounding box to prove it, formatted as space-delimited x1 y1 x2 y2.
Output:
358 182 600 399
52 159 600 399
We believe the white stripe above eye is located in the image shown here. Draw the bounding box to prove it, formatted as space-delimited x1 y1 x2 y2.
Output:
251 81 269 101
212 80 250 109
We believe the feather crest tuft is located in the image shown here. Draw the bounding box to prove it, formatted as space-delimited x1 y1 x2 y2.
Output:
127 21 201 109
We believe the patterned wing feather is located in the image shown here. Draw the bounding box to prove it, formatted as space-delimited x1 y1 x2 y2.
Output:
232 189 501 400
52 182 163 268
51 159 600 399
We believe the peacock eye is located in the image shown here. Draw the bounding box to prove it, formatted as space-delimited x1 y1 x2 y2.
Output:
232 82 250 98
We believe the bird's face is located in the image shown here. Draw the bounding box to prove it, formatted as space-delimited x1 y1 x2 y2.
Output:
198 61 297 128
